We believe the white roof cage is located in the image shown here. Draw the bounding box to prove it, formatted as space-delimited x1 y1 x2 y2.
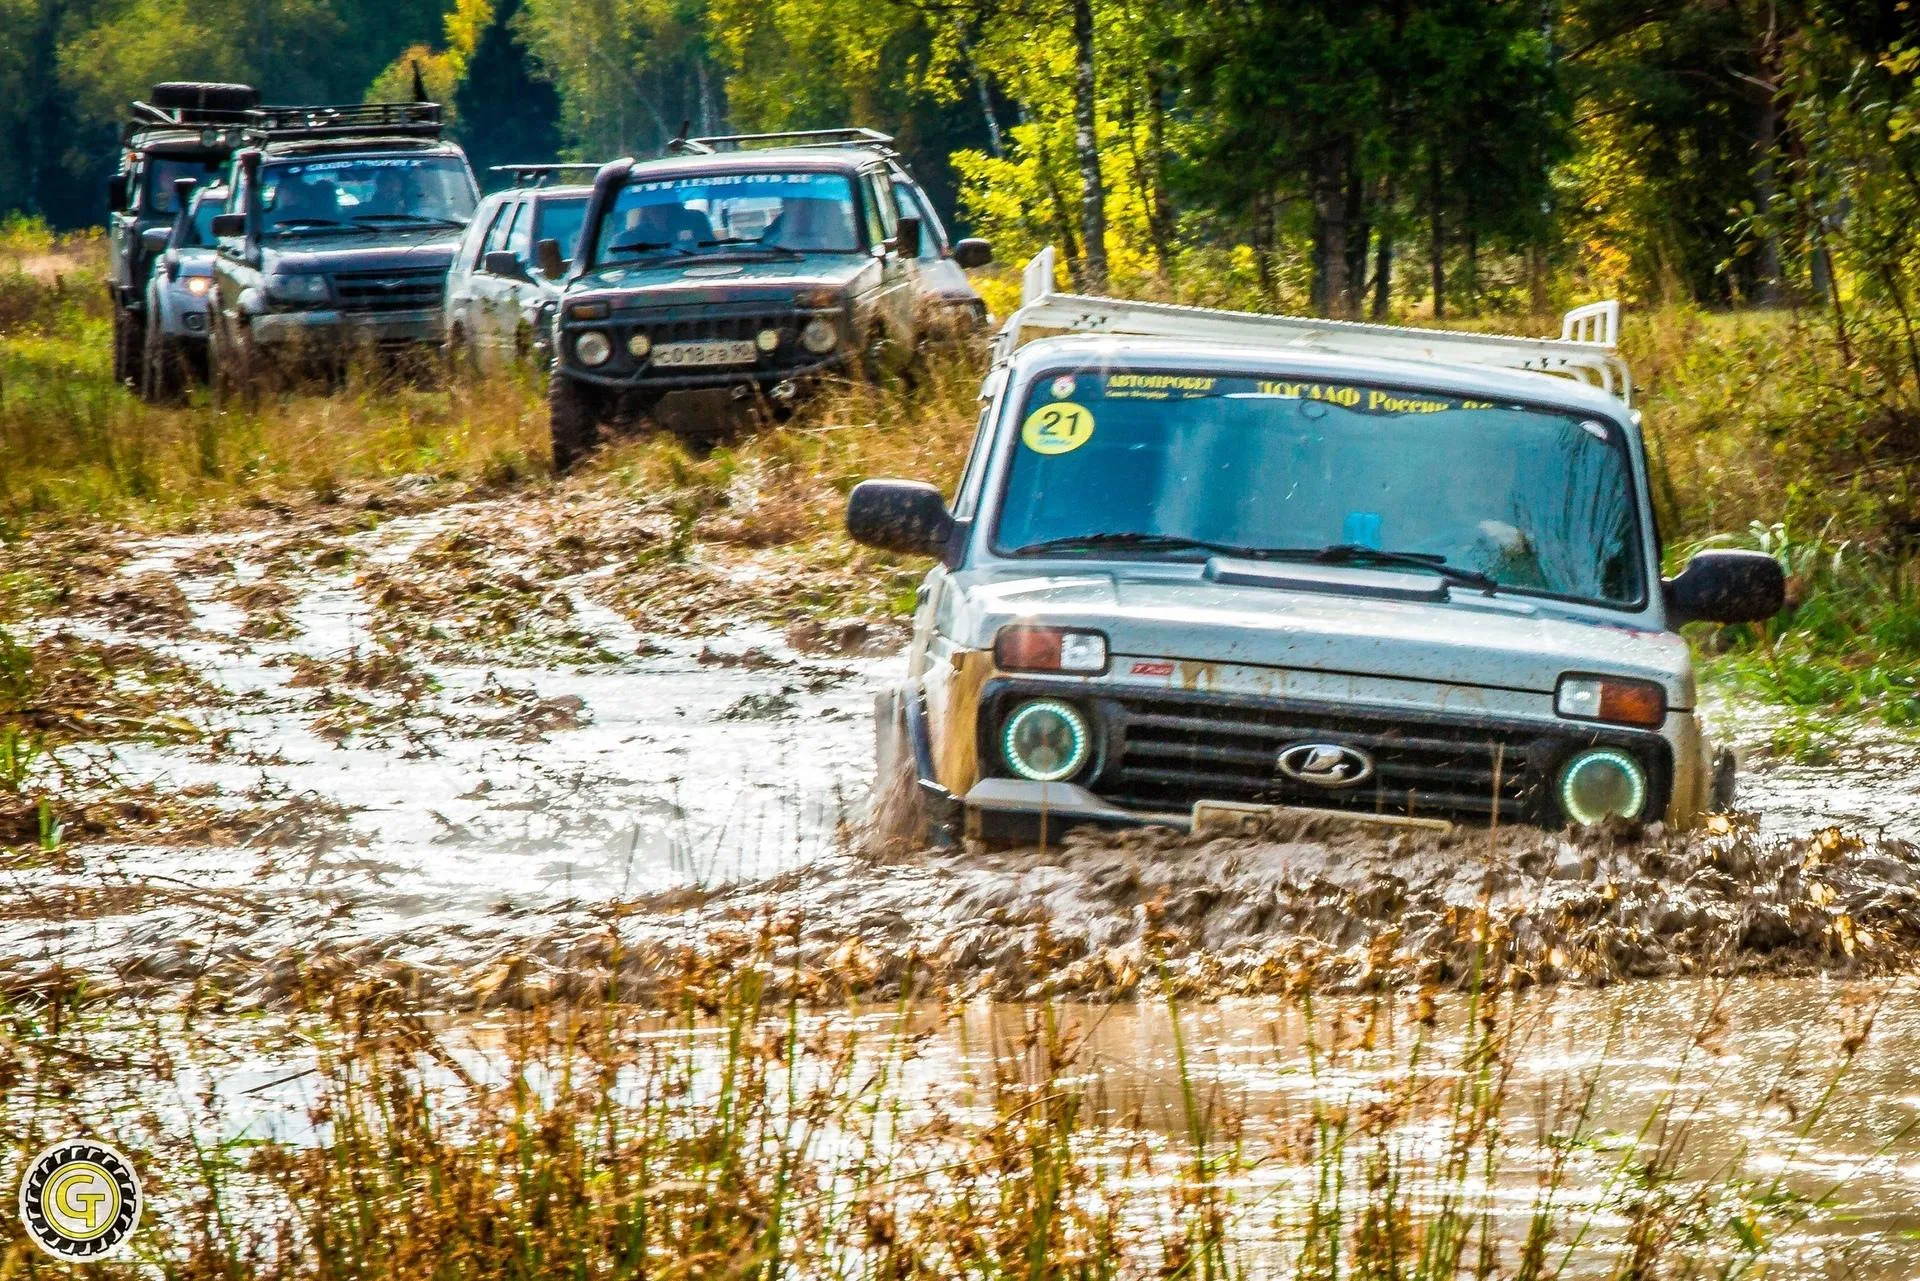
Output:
993 247 1633 404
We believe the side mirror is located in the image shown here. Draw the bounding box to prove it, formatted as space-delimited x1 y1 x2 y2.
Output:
846 480 955 559
1663 550 1785 627
141 227 171 254
893 215 922 259
172 176 196 209
107 174 129 210
484 250 533 281
535 237 565 280
211 213 247 239
953 238 993 269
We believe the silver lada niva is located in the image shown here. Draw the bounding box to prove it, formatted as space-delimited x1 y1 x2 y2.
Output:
847 249 1784 844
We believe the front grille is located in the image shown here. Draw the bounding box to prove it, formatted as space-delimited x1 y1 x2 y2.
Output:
1107 694 1535 820
331 266 446 312
628 311 795 346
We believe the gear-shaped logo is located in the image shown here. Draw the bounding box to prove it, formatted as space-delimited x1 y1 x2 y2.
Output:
17 1139 142 1260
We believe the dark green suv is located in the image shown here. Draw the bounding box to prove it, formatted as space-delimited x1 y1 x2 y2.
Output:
544 129 991 470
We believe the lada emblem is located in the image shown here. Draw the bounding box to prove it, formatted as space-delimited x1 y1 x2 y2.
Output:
1276 742 1374 789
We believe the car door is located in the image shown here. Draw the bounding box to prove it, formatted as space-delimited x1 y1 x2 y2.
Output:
446 194 505 359
858 168 915 357
468 199 521 367
500 199 541 361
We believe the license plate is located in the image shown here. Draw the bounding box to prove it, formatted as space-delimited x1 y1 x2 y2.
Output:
651 340 758 368
1190 800 1453 837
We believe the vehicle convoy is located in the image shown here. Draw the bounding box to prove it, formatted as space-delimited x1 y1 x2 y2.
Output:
543 128 993 470
106 82 259 388
137 180 228 400
849 249 1787 843
208 101 479 390
444 165 597 371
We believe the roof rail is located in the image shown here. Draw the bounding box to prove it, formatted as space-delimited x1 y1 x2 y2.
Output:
490 163 605 189
996 247 1634 403
669 127 895 156
245 102 445 143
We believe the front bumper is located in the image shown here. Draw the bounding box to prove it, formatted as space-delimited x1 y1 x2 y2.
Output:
247 306 444 348
961 677 1677 835
563 349 851 393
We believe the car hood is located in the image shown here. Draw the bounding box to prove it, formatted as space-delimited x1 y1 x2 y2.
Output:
571 253 873 306
951 568 1695 706
257 227 464 273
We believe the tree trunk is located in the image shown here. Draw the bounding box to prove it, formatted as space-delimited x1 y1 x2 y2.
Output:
1310 143 1350 319
1372 228 1393 321
1343 154 1368 320
1252 190 1277 306
1751 0 1785 305
1072 0 1107 290
1146 63 1176 275
959 26 1003 157
1428 149 1445 320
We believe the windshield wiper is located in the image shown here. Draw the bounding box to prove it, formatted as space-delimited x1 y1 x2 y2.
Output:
1010 532 1277 559
605 238 685 256
1309 544 1500 593
695 237 805 258
351 213 465 227
270 218 346 231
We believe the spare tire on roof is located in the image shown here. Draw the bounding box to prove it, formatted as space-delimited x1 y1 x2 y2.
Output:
149 82 260 112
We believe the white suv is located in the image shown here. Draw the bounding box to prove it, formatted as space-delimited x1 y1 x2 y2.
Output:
847 250 1784 843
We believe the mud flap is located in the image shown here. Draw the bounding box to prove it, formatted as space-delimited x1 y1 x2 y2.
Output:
1709 746 1738 812
872 684 958 846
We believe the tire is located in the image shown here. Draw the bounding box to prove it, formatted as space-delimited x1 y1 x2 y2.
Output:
548 372 603 474
140 319 185 404
209 314 260 410
149 82 259 112
111 307 142 388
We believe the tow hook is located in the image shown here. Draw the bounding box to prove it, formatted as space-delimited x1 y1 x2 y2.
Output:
770 380 798 404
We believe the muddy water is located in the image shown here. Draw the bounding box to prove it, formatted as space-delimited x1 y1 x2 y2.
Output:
9 495 1920 998
925 978 1920 1275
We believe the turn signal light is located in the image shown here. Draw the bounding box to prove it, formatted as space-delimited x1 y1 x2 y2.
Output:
994 626 1108 674
1555 675 1667 728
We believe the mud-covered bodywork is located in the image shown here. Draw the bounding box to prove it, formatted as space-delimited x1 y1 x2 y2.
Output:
859 316 1784 840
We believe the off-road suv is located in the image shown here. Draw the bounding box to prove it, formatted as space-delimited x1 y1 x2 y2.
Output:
544 128 992 470
137 179 227 400
849 249 1786 844
106 82 258 387
208 101 479 391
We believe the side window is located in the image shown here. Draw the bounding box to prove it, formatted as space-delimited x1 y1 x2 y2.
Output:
866 171 898 238
858 173 888 247
128 162 147 213
892 180 943 260
952 397 1003 518
505 200 534 260
482 200 518 261
224 168 249 241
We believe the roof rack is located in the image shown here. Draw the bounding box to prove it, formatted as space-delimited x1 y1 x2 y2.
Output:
995 247 1633 403
667 127 895 156
245 102 445 144
490 163 605 189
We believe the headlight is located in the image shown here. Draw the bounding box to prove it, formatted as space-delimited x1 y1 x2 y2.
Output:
1555 675 1666 728
755 327 780 353
265 273 328 304
800 317 838 354
1001 699 1092 783
1558 748 1648 826
182 276 213 298
627 331 651 359
994 626 1108 674
574 331 612 366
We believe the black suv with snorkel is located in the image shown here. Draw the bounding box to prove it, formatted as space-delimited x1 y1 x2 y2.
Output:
106 82 259 388
543 128 992 470
208 100 479 391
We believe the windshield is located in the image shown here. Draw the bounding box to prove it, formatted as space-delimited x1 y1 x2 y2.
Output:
144 157 225 214
260 155 477 236
534 195 588 262
596 171 860 262
992 369 1647 607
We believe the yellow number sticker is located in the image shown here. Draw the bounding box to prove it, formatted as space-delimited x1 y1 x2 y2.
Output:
1021 403 1096 455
